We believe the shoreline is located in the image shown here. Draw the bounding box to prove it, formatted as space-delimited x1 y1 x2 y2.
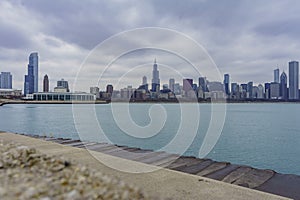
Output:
1 99 300 106
0 131 293 200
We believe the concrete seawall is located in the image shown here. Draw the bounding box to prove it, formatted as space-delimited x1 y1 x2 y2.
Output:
0 132 292 200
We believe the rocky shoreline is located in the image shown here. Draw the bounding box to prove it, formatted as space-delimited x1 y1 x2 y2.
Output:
0 142 152 200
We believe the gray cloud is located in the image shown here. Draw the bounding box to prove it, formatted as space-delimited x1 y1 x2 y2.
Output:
1 0 300 91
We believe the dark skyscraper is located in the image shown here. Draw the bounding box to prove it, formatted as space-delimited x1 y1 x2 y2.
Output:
289 61 299 100
57 79 69 92
247 81 253 98
106 84 113 94
24 65 34 95
24 52 38 95
151 59 160 92
0 72 12 89
43 74 49 92
280 71 288 100
223 74 230 95
198 77 207 92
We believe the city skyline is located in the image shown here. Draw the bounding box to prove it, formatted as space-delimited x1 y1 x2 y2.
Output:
2 1 300 90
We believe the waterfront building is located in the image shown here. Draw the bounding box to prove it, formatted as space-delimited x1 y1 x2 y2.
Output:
54 86 68 93
289 61 299 100
247 82 253 98
198 77 208 93
142 76 147 85
183 79 193 93
265 83 271 99
33 92 95 101
257 84 264 99
280 71 288 100
169 78 175 92
223 74 230 95
0 89 22 98
57 79 69 92
270 82 280 99
0 72 12 89
274 68 280 83
90 86 100 99
24 64 34 95
151 59 160 92
29 52 38 93
43 74 49 92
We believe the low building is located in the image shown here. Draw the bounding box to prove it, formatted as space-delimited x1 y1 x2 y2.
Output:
33 92 96 101
0 89 22 98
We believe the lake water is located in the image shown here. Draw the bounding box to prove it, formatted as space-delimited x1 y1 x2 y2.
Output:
0 103 300 175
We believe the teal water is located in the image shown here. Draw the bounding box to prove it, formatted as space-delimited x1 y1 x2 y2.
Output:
0 103 300 175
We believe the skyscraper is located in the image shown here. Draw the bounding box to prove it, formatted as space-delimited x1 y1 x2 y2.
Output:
198 77 207 92
223 74 230 95
280 71 288 100
274 68 280 83
151 59 160 92
289 61 299 100
183 79 193 93
57 79 69 92
24 65 34 95
24 52 38 95
142 76 147 85
0 72 12 89
29 52 38 92
43 74 49 92
169 78 175 92
247 81 253 98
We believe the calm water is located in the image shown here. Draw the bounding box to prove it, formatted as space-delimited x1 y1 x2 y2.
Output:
0 103 300 175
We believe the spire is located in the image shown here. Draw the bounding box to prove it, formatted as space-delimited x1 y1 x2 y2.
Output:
154 58 156 64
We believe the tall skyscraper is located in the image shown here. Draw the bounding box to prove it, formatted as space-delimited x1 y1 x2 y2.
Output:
142 76 147 85
247 81 253 98
0 72 12 89
24 52 38 95
169 78 175 92
274 68 280 83
151 59 160 92
289 61 299 100
43 74 49 92
198 77 207 92
223 74 230 95
29 52 38 92
280 71 288 100
106 84 113 94
183 79 193 93
57 79 69 92
24 65 34 95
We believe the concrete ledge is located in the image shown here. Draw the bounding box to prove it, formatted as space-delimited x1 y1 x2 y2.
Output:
0 132 290 200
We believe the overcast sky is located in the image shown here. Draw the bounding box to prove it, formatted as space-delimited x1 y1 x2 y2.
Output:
1 0 300 91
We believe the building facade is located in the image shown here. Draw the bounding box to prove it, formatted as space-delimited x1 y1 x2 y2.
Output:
274 68 280 83
43 74 49 92
289 61 299 100
57 79 69 92
280 71 288 100
151 59 160 92
0 72 12 89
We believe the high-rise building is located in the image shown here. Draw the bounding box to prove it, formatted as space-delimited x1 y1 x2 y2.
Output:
24 52 38 95
57 79 69 92
247 81 253 98
198 77 207 92
106 84 113 94
142 76 147 85
183 79 193 93
0 72 12 89
274 68 280 83
29 52 38 92
280 71 288 100
169 78 175 92
265 83 271 99
257 84 264 99
270 82 280 99
24 65 34 95
289 61 299 100
43 74 49 92
223 74 230 95
151 59 160 92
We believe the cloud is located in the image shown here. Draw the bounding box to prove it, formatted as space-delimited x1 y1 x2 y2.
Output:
1 0 300 91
